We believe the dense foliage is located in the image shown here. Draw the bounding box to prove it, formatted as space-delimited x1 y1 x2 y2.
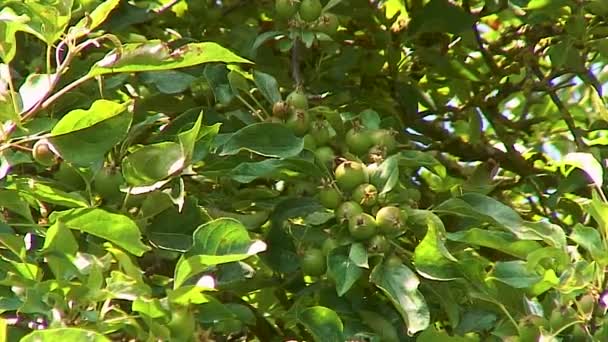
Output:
2 0 608 340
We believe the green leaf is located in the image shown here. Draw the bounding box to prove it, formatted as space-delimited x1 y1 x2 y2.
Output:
173 218 266 288
398 150 446 178
177 111 203 163
413 214 459 280
17 0 73 45
407 0 475 35
41 222 78 280
50 100 132 165
435 193 566 248
447 229 542 259
132 297 167 319
490 261 542 288
327 247 363 296
90 41 251 76
70 0 120 39
220 122 304 158
418 326 476 342
0 64 20 123
49 208 150 256
253 70 281 104
20 328 110 342
0 189 33 221
370 258 430 334
141 70 197 94
298 306 344 342
0 8 30 63
370 154 399 194
562 152 603 188
570 224 608 266
26 181 88 208
121 142 184 189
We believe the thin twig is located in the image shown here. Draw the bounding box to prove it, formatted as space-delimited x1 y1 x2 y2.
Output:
531 65 585 149
291 37 302 87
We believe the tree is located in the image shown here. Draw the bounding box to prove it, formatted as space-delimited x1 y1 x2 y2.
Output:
1 0 608 340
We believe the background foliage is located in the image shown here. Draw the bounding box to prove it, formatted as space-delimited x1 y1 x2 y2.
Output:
2 0 608 341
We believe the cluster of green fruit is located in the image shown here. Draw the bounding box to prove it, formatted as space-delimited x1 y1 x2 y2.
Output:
275 0 340 35
270 89 414 277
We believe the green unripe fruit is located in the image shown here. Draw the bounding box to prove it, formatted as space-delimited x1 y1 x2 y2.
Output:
54 163 85 190
275 0 299 19
303 134 317 150
94 167 124 201
32 140 57 166
168 307 196 341
318 187 342 209
286 90 308 110
311 120 333 146
579 294 595 316
286 109 310 136
301 248 326 276
370 129 397 153
314 146 335 167
349 213 377 240
335 161 368 192
376 206 408 236
345 127 374 156
335 201 363 223
368 235 390 253
272 100 289 118
351 183 378 207
322 238 338 255
299 0 323 22
316 13 339 35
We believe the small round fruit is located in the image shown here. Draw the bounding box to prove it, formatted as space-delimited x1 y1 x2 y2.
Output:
32 140 57 166
286 90 308 110
272 100 289 118
286 109 310 136
345 127 374 156
303 134 317 150
335 201 363 223
275 0 299 19
299 0 323 22
301 248 326 276
579 294 595 316
316 13 339 35
314 146 335 167
311 120 333 145
368 234 390 253
349 213 377 240
370 129 397 152
319 187 342 209
54 163 85 190
376 206 408 236
322 238 338 255
352 183 378 207
167 307 196 341
335 161 368 192
94 167 124 200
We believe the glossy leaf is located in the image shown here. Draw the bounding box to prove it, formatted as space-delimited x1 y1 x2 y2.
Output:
298 306 344 342
49 208 150 256
50 100 132 165
413 214 459 280
327 247 363 296
370 258 430 334
90 42 251 76
220 122 304 158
